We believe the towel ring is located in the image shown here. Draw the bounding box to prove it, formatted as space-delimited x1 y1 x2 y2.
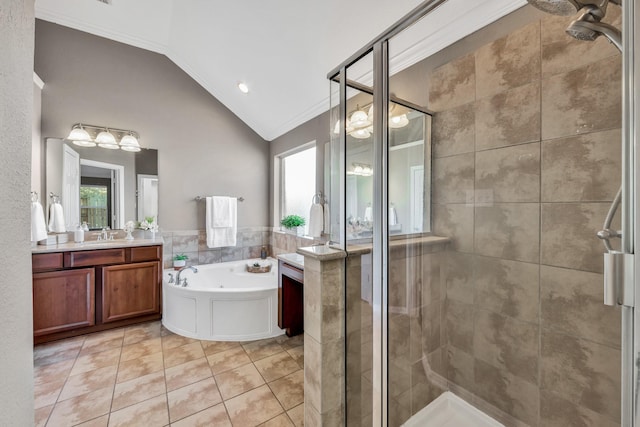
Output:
312 192 325 205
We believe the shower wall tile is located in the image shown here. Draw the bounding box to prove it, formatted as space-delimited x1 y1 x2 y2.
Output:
473 359 540 426
541 266 620 348
541 56 622 141
432 153 475 204
410 360 446 417
473 309 539 385
443 252 474 305
541 7 621 78
432 204 474 253
446 345 475 395
444 300 474 352
541 330 621 422
475 21 541 99
474 203 540 263
475 81 541 151
541 128 621 202
428 53 476 112
474 256 539 323
540 391 620 427
421 302 441 354
475 142 540 203
541 202 613 273
432 103 475 158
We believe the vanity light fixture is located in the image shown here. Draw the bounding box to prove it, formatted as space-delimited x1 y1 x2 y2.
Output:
347 163 374 176
333 103 410 138
238 82 249 94
66 124 142 152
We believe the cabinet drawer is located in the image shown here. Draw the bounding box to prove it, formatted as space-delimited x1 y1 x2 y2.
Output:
130 245 161 262
65 248 126 268
32 253 63 272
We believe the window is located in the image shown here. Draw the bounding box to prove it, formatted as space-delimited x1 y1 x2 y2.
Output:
279 145 316 234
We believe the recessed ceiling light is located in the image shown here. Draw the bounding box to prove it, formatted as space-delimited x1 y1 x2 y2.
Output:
238 82 249 94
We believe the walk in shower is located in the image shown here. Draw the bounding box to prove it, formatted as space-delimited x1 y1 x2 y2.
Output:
327 0 638 425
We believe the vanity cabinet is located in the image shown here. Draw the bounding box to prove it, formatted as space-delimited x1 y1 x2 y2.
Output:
32 243 162 344
278 260 304 337
33 268 95 336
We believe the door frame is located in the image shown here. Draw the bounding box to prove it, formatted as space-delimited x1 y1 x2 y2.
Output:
80 159 125 229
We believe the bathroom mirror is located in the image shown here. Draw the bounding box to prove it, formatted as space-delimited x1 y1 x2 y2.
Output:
45 138 158 231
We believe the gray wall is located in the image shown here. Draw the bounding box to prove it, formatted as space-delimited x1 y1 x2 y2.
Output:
0 0 35 424
34 20 270 231
32 79 43 197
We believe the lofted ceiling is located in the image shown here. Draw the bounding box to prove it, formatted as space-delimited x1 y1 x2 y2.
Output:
35 0 526 141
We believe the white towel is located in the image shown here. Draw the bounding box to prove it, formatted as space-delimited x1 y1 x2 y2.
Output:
364 206 373 222
206 196 237 248
389 206 398 226
48 202 66 233
212 196 232 227
309 203 324 238
323 203 330 234
31 201 48 242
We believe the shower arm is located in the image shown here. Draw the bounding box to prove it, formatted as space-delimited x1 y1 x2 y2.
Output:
597 186 622 251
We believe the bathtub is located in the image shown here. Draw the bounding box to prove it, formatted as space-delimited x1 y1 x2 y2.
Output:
162 258 285 341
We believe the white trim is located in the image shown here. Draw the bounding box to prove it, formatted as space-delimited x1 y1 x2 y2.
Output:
33 72 44 89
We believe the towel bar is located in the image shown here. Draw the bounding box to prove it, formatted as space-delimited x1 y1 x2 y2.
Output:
194 196 244 202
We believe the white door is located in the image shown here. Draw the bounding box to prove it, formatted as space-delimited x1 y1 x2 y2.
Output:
62 144 79 231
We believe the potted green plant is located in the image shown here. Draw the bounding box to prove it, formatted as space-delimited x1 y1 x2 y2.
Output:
173 253 188 269
280 215 306 235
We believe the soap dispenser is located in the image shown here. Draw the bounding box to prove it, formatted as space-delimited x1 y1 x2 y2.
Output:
260 246 267 260
74 224 84 243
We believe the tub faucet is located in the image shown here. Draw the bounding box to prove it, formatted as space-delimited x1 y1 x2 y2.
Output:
176 265 198 287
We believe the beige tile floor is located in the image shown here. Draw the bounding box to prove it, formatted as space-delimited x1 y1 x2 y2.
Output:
34 321 304 427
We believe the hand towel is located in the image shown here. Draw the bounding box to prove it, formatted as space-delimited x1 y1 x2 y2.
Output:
323 202 330 234
212 196 232 227
206 196 237 248
31 201 48 242
364 206 373 222
309 203 324 238
48 202 66 233
389 205 398 226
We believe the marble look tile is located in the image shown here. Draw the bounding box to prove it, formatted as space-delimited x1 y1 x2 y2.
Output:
389 314 410 363
304 334 321 412
474 359 539 426
171 403 231 427
117 351 164 383
476 21 540 98
34 337 84 367
276 333 304 351
286 345 304 368
446 345 475 394
79 328 123 356
75 415 109 427
34 403 53 427
541 128 621 202
475 142 540 203
475 203 540 263
541 330 620 421
421 302 441 355
162 333 197 351
541 202 612 273
432 204 474 253
224 384 284 426
261 413 295 426
70 347 120 376
268 369 304 411
254 351 301 383
168 377 222 423
444 300 474 352
111 370 166 411
473 309 539 384
34 358 74 386
432 103 475 158
474 256 539 322
540 391 620 427
541 56 621 140
163 341 205 368
215 362 265 400
201 340 241 356
242 338 285 362
541 8 621 78
165 357 212 392
287 403 304 427
443 252 474 304
304 268 322 342
541 266 620 348
433 153 475 204
58 364 118 401
46 386 112 426
34 376 65 409
172 233 198 254
120 337 162 362
198 249 222 264
206 346 251 375
476 81 541 151
429 53 476 112
123 321 162 346
109 394 169 427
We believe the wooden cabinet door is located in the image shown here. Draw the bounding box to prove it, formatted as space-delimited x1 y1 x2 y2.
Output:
101 261 160 323
33 268 95 336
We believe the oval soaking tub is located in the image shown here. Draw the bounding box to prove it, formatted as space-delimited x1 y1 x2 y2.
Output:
162 258 285 341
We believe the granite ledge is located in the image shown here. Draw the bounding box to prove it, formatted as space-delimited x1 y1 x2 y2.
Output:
346 235 450 256
297 245 347 261
32 237 164 254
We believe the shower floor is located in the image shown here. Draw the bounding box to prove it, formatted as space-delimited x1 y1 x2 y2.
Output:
402 392 504 427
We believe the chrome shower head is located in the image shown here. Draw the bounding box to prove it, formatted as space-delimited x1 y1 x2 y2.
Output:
526 0 616 16
565 5 622 51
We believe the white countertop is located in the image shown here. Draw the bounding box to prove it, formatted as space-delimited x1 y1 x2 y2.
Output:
277 253 305 270
32 237 163 254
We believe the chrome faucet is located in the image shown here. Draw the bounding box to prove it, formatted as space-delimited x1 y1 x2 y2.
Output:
97 227 110 241
176 265 198 287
